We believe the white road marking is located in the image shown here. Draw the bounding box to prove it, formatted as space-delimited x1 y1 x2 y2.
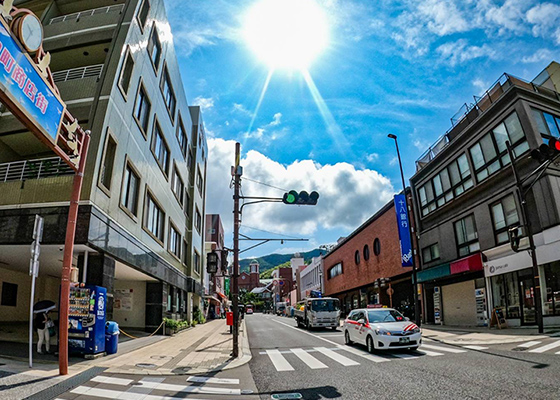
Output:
516 341 542 349
266 349 295 371
291 348 328 369
462 345 489 350
337 345 390 363
391 353 419 360
314 347 360 366
186 376 240 385
138 380 242 395
528 340 560 353
71 386 205 400
420 344 467 353
416 349 444 357
91 376 134 386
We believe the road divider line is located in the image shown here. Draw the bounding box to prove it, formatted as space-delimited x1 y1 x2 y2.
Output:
314 347 360 366
528 340 560 353
266 349 295 371
420 344 467 353
291 348 328 369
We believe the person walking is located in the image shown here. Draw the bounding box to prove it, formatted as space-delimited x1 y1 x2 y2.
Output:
34 311 50 354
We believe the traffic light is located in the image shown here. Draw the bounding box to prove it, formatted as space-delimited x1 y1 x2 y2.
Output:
509 226 521 252
221 249 229 274
282 190 319 205
530 138 560 163
206 251 218 274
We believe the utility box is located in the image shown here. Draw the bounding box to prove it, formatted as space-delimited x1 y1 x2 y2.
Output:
226 311 233 326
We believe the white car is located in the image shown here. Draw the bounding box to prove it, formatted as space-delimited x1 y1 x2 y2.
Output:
343 308 421 353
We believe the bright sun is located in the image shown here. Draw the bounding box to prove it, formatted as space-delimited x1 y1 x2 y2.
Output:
243 0 329 70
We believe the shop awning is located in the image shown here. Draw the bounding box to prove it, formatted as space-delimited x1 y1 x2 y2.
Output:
217 292 228 300
450 253 483 275
416 263 450 283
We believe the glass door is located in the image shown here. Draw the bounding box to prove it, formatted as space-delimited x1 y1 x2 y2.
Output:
519 273 536 325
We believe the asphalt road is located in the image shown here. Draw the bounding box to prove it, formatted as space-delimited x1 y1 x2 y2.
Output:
246 313 560 400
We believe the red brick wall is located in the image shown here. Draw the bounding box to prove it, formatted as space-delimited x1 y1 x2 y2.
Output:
323 202 417 296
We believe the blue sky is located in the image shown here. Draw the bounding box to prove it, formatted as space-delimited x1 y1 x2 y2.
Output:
164 0 560 258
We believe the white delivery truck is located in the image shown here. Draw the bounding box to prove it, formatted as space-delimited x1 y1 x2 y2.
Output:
294 297 341 329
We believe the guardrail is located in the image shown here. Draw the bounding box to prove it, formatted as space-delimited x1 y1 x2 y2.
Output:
0 157 74 182
52 64 104 83
49 4 125 24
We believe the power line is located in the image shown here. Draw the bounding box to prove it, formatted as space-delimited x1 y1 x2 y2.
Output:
243 176 288 192
240 224 300 239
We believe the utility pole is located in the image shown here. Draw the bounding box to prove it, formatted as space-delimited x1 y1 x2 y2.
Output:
232 142 241 357
506 141 544 334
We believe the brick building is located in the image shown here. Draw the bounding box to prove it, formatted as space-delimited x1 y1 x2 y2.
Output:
238 259 261 292
323 195 418 318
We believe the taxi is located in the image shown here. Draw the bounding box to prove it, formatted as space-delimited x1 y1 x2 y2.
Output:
343 307 421 352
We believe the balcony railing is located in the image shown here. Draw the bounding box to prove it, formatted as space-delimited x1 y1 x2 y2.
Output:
49 4 125 25
0 157 74 182
52 64 104 83
415 73 560 171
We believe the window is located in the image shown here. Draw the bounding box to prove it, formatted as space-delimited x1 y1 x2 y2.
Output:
491 272 520 319
196 168 203 195
144 190 165 243
118 48 134 97
185 192 192 217
418 154 473 217
469 112 529 183
1 282 17 306
168 222 181 259
194 251 201 274
133 83 151 136
137 0 150 30
121 161 140 216
491 194 520 245
160 67 176 120
454 214 479 257
327 263 343 279
147 25 162 71
99 134 117 192
373 238 381 256
422 243 440 264
187 149 194 172
543 261 560 316
171 166 184 206
354 250 360 265
363 245 370 261
182 239 189 266
532 108 560 139
151 122 170 177
195 208 202 233
177 116 188 158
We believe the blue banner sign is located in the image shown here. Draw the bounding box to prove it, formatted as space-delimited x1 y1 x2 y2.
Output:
0 19 64 144
394 194 413 267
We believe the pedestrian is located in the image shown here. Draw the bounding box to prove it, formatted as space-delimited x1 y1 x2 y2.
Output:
34 311 51 354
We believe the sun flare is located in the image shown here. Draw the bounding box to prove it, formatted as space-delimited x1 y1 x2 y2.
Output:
243 0 329 70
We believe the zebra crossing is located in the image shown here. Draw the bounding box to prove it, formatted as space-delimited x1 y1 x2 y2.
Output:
54 374 253 399
514 339 560 354
260 343 467 372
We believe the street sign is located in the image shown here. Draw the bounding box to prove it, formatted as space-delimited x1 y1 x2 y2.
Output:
394 194 413 267
386 287 394 296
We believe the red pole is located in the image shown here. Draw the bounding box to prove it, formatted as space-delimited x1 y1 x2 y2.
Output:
59 131 90 375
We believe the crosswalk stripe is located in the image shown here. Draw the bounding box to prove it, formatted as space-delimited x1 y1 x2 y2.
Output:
186 376 240 385
138 380 243 395
337 345 390 363
314 347 360 366
528 340 560 353
517 341 542 348
416 349 444 356
91 376 134 386
462 345 488 350
291 348 328 369
391 353 419 360
71 386 205 400
266 349 295 371
420 344 467 353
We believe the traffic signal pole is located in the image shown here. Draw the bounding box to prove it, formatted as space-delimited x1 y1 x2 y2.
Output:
506 141 544 334
232 142 241 358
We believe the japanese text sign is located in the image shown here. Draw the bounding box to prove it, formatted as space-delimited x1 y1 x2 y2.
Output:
0 18 64 145
394 194 413 267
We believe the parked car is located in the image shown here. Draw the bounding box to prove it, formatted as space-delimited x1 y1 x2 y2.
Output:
343 307 421 353
246 304 254 314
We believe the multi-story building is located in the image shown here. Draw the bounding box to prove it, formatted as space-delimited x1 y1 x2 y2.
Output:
272 267 293 306
204 214 227 318
411 61 560 327
0 0 207 331
238 259 261 292
299 256 324 299
322 196 417 319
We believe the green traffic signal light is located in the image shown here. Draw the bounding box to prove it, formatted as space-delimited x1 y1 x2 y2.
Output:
283 190 298 204
282 190 319 205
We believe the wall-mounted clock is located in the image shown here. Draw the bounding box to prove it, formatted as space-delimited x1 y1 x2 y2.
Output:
17 13 43 53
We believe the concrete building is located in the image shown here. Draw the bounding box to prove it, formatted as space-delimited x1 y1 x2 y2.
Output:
272 267 293 306
204 214 227 318
411 61 560 327
0 0 207 332
299 256 324 299
323 197 417 319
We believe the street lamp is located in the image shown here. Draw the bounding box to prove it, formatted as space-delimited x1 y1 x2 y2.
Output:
388 133 421 326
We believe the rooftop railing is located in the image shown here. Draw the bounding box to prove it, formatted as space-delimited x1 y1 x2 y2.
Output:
415 73 560 171
52 64 104 83
0 157 74 182
49 4 125 24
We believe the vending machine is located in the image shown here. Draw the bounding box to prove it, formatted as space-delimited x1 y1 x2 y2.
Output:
67 285 106 355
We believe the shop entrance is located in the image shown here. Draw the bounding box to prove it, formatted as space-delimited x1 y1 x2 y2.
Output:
519 270 536 325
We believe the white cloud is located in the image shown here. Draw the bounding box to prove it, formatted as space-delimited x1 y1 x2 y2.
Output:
418 0 469 36
233 103 252 116
526 3 560 44
482 0 530 35
206 139 395 240
521 48 554 63
366 153 379 163
436 39 497 66
270 113 282 126
193 96 215 111
472 78 489 92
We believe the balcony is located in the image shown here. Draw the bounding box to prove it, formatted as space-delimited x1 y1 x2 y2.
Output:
52 64 103 83
48 4 125 25
415 73 560 171
0 157 73 183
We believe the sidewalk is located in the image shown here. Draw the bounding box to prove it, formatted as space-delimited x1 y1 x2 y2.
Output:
422 323 560 345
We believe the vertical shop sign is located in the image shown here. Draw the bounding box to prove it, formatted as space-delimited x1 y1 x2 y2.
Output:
394 194 413 267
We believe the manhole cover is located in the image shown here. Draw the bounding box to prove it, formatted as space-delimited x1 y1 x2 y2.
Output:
136 363 157 369
151 355 172 360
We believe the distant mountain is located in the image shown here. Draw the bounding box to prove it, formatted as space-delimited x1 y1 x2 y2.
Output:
239 249 325 274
